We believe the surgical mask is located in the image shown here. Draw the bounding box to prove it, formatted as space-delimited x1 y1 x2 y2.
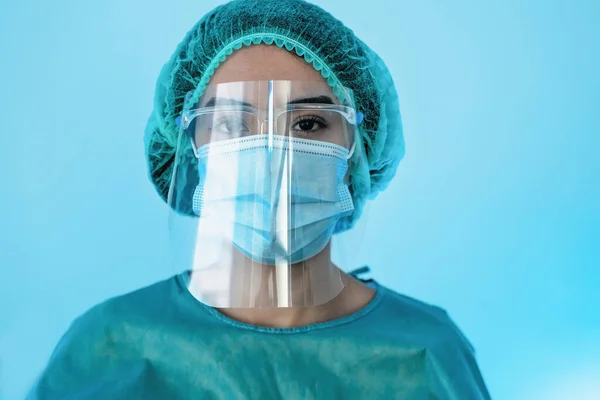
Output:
192 135 354 265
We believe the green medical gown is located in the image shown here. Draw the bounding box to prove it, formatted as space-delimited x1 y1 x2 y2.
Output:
27 275 490 399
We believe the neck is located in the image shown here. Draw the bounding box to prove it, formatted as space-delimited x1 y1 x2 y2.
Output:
217 275 376 328
187 243 376 327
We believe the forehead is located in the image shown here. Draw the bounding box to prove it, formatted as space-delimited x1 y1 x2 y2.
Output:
210 45 327 84
198 82 338 108
205 45 337 105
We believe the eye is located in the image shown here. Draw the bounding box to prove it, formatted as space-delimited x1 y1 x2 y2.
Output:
212 116 250 135
291 116 329 133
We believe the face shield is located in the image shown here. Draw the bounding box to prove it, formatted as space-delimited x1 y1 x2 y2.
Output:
168 80 365 308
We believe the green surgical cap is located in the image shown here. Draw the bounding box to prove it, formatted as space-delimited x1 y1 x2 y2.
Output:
144 0 405 230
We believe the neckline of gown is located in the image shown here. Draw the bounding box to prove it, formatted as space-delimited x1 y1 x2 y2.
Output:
175 273 386 334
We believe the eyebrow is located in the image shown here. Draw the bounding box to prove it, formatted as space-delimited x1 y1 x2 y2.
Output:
288 95 334 105
203 97 254 108
202 95 336 108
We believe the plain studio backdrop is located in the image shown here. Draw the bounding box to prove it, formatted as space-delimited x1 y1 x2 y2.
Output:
0 0 598 399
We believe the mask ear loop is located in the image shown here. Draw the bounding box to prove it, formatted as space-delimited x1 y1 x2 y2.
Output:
346 142 356 160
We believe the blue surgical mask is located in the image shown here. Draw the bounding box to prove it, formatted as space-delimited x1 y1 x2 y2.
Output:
192 135 354 265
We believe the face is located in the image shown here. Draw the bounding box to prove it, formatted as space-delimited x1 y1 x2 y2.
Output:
175 46 355 274
186 45 354 150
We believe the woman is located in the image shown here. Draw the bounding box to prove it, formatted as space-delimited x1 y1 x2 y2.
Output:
29 0 491 398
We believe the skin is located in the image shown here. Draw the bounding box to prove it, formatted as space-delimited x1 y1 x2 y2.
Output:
203 44 376 328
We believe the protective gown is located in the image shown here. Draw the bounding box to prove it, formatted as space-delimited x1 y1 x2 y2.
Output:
27 275 491 399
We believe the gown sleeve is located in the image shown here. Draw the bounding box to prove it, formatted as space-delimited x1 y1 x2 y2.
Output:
426 310 492 400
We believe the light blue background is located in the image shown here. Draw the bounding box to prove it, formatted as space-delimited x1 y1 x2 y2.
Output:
1 0 598 399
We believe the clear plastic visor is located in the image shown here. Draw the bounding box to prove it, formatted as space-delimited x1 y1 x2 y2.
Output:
168 81 361 308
